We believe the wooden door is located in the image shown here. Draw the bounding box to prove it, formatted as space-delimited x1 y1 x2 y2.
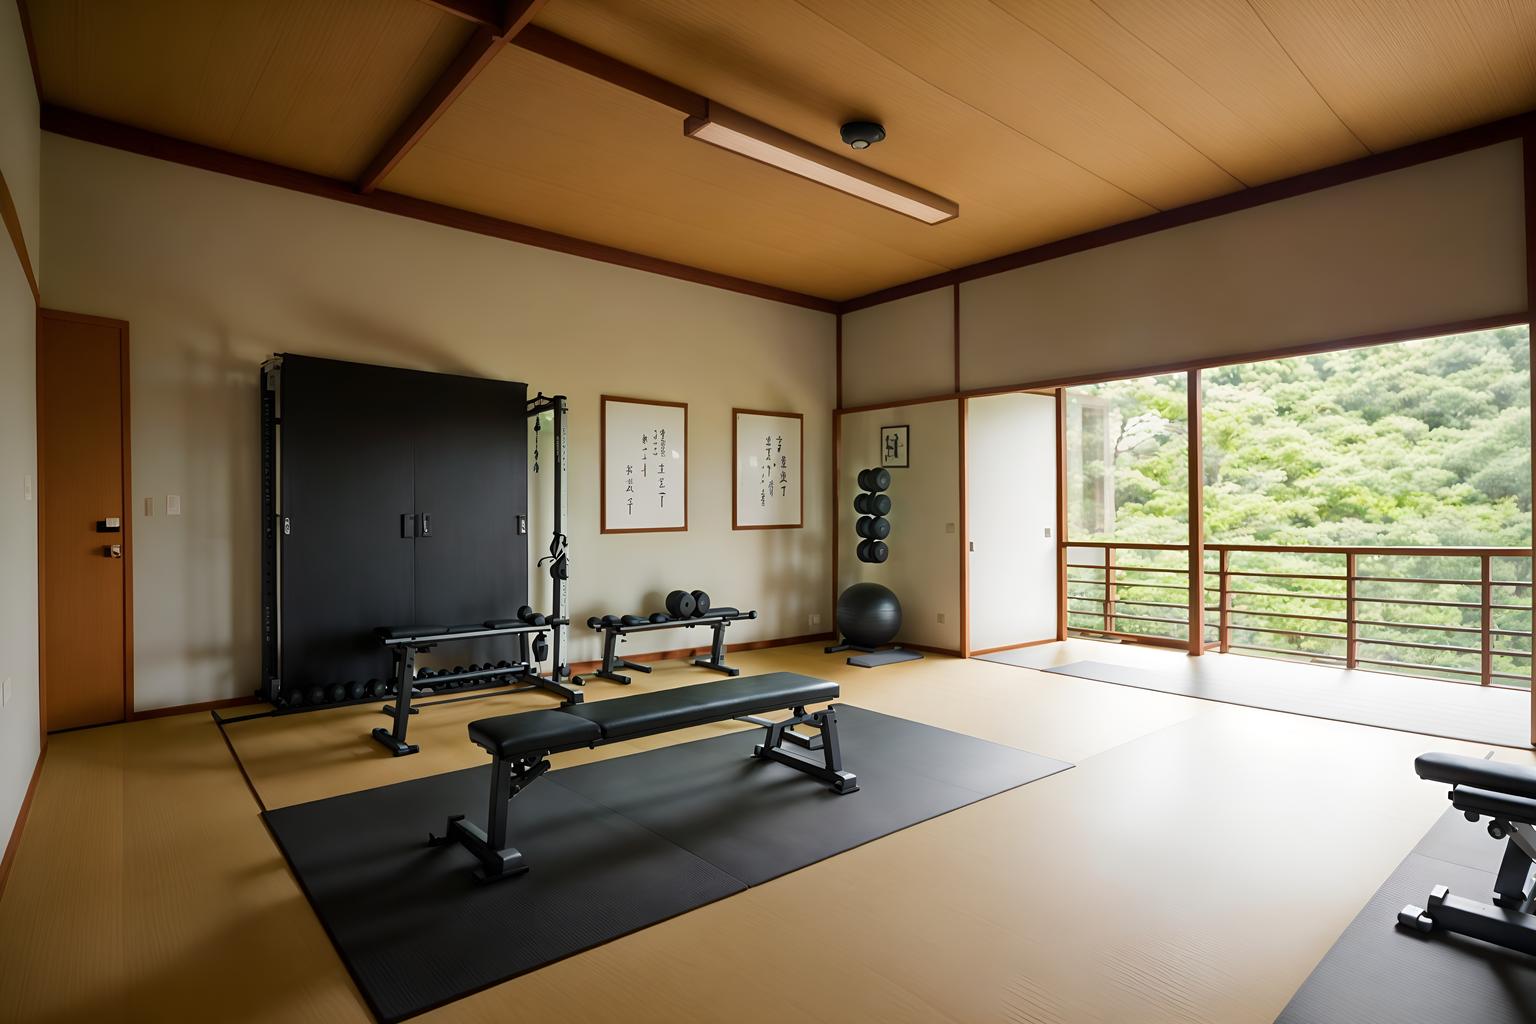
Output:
38 310 132 731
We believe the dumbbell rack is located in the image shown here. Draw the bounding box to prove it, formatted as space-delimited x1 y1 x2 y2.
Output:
372 619 578 756
576 610 758 686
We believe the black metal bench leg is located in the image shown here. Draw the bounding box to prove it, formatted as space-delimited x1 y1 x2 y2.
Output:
693 621 740 676
429 753 548 882
1493 836 1536 907
372 645 420 756
753 705 858 794
593 629 633 685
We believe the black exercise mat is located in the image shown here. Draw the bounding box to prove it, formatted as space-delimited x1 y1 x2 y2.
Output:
264 705 1071 1022
1276 807 1536 1024
554 706 1069 885
1011 659 1530 749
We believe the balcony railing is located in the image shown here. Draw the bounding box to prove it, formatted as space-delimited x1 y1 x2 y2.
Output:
1064 542 1534 688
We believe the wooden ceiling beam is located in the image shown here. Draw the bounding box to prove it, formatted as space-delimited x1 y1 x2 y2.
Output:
357 0 545 194
511 25 707 118
414 0 501 31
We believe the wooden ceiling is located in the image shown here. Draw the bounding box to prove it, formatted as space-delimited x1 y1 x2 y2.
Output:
26 0 1536 304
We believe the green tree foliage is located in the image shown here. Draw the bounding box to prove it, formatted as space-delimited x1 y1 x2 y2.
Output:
1065 327 1532 685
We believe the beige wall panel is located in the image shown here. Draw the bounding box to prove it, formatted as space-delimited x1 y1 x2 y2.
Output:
838 401 960 651
960 141 1526 392
840 288 954 409
0 0 40 873
40 133 836 712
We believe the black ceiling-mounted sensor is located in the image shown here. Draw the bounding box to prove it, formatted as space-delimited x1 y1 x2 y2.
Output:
840 121 886 150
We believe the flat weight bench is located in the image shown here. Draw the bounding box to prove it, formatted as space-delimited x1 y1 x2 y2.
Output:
429 672 857 881
1398 752 1536 955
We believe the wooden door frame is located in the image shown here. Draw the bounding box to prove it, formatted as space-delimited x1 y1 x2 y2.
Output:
37 308 134 731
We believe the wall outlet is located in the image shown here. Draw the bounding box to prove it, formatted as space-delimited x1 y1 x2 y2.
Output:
144 496 154 516
945 522 956 534
1044 527 1052 538
167 494 182 516
809 612 821 627
937 612 946 624
23 474 32 502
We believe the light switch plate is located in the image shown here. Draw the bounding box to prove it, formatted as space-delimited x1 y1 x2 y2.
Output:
167 494 182 516
1044 527 1052 538
145 496 154 516
2 678 10 706
23 474 32 501
945 522 956 534
937 612 946 624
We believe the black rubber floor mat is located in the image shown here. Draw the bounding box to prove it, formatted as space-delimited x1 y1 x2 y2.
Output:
553 706 1070 885
264 705 1070 1021
1276 808 1536 1024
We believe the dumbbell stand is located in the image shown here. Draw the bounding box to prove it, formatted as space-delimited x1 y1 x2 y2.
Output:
579 612 756 686
373 620 579 756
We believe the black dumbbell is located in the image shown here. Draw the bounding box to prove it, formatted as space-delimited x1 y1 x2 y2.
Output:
621 614 647 626
691 590 711 617
587 616 603 629
347 680 366 701
326 683 346 703
859 516 890 539
665 590 697 617
857 467 892 492
287 688 305 708
365 679 383 699
305 685 324 705
518 605 548 626
650 612 671 623
869 493 892 516
602 614 622 628
868 540 889 563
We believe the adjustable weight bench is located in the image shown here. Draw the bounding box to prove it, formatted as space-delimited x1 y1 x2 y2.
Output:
429 672 857 881
1398 752 1536 955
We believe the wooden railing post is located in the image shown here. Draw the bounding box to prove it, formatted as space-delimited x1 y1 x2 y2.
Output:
1104 545 1117 634
1345 551 1358 670
1217 548 1231 653
1481 554 1493 685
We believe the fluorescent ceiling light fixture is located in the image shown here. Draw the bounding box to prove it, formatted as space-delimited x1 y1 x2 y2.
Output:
684 102 958 225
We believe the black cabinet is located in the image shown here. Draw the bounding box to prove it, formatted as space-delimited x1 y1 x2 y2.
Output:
261 354 528 702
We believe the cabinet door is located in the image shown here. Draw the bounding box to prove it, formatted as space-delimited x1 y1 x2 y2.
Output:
280 355 416 693
412 372 528 666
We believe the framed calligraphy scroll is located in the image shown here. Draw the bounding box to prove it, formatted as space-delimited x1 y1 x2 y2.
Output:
732 409 803 530
601 396 688 533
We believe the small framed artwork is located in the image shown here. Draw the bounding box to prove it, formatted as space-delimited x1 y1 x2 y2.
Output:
732 409 803 530
879 424 909 468
600 396 688 533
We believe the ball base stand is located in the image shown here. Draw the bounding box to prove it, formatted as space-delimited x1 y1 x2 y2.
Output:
824 639 925 669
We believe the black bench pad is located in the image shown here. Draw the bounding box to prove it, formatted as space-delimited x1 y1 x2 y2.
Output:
1416 752 1536 799
375 624 448 640
562 672 838 741
469 711 601 759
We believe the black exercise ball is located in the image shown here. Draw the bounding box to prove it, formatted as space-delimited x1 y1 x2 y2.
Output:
835 582 901 648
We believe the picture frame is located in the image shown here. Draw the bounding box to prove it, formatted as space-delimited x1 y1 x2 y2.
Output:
600 395 688 533
732 409 804 530
879 424 910 468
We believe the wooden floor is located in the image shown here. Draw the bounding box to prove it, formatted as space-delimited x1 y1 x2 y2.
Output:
1 643 1530 1023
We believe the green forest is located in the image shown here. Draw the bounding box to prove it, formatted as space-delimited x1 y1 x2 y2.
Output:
1064 325 1533 685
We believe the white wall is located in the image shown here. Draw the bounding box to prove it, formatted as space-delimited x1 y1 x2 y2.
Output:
966 392 1057 651
0 2 40 861
838 400 961 651
961 141 1526 391
840 287 953 408
41 133 837 712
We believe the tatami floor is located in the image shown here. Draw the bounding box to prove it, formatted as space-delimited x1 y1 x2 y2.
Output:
1 642 1530 1023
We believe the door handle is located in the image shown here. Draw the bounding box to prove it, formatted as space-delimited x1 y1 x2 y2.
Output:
105 544 123 559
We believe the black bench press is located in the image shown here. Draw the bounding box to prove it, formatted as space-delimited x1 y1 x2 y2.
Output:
373 619 582 757
1399 752 1536 955
429 672 857 881
576 607 758 686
